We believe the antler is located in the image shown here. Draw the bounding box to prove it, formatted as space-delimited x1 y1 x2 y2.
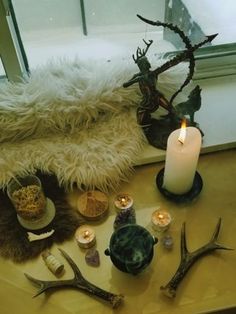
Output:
161 218 233 298
25 248 124 308
133 39 153 63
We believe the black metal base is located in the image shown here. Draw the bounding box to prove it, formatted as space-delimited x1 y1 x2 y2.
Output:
145 116 180 150
156 168 203 203
145 117 203 150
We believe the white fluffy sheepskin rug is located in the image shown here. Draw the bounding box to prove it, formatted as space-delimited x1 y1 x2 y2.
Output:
0 57 187 191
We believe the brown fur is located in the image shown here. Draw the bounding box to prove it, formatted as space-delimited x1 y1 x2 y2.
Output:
0 171 84 263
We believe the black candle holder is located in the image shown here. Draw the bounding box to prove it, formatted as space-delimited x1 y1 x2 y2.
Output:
156 168 203 203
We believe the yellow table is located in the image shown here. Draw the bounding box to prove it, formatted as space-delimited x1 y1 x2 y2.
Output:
0 149 235 314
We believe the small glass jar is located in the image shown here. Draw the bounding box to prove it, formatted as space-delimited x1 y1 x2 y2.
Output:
7 175 47 221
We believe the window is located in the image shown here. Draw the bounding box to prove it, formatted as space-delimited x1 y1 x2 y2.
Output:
165 0 236 46
164 0 236 79
0 0 28 81
1 0 236 81
8 0 168 69
0 0 236 161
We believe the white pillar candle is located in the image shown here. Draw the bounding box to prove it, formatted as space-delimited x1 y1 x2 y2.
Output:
163 126 201 195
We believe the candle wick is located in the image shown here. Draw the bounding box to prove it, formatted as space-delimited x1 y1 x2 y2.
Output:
178 138 184 145
84 231 90 239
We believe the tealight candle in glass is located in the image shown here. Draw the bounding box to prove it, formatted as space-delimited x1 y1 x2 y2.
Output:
114 193 134 211
75 225 96 249
151 209 172 232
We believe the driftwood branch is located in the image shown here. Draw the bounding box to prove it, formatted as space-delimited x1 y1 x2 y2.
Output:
25 248 124 308
161 218 233 298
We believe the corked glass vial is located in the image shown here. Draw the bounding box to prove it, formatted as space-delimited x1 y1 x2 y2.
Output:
42 250 64 276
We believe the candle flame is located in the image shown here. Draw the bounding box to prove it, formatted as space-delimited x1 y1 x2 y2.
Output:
178 119 187 144
158 214 164 219
84 230 90 238
120 197 127 206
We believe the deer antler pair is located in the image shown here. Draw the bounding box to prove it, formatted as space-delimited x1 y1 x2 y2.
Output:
25 248 124 308
133 39 153 63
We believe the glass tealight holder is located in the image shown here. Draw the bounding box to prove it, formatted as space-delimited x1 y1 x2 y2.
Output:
7 175 47 221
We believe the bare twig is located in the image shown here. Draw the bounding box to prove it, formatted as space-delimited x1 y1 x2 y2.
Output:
25 248 124 308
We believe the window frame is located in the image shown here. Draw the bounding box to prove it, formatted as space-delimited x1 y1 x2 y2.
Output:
0 0 236 162
0 0 28 81
1 0 236 82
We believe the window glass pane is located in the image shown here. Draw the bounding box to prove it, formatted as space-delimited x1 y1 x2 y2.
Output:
182 0 236 46
166 0 236 49
12 0 83 67
11 0 171 69
10 0 236 73
80 0 170 60
12 0 82 33
84 0 165 35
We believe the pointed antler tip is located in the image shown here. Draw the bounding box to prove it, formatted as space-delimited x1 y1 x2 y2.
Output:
207 33 218 41
24 272 34 281
58 248 66 256
223 246 234 251
136 14 152 24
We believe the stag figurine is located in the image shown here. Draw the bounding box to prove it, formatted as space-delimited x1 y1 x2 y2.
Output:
123 38 173 135
123 14 217 149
